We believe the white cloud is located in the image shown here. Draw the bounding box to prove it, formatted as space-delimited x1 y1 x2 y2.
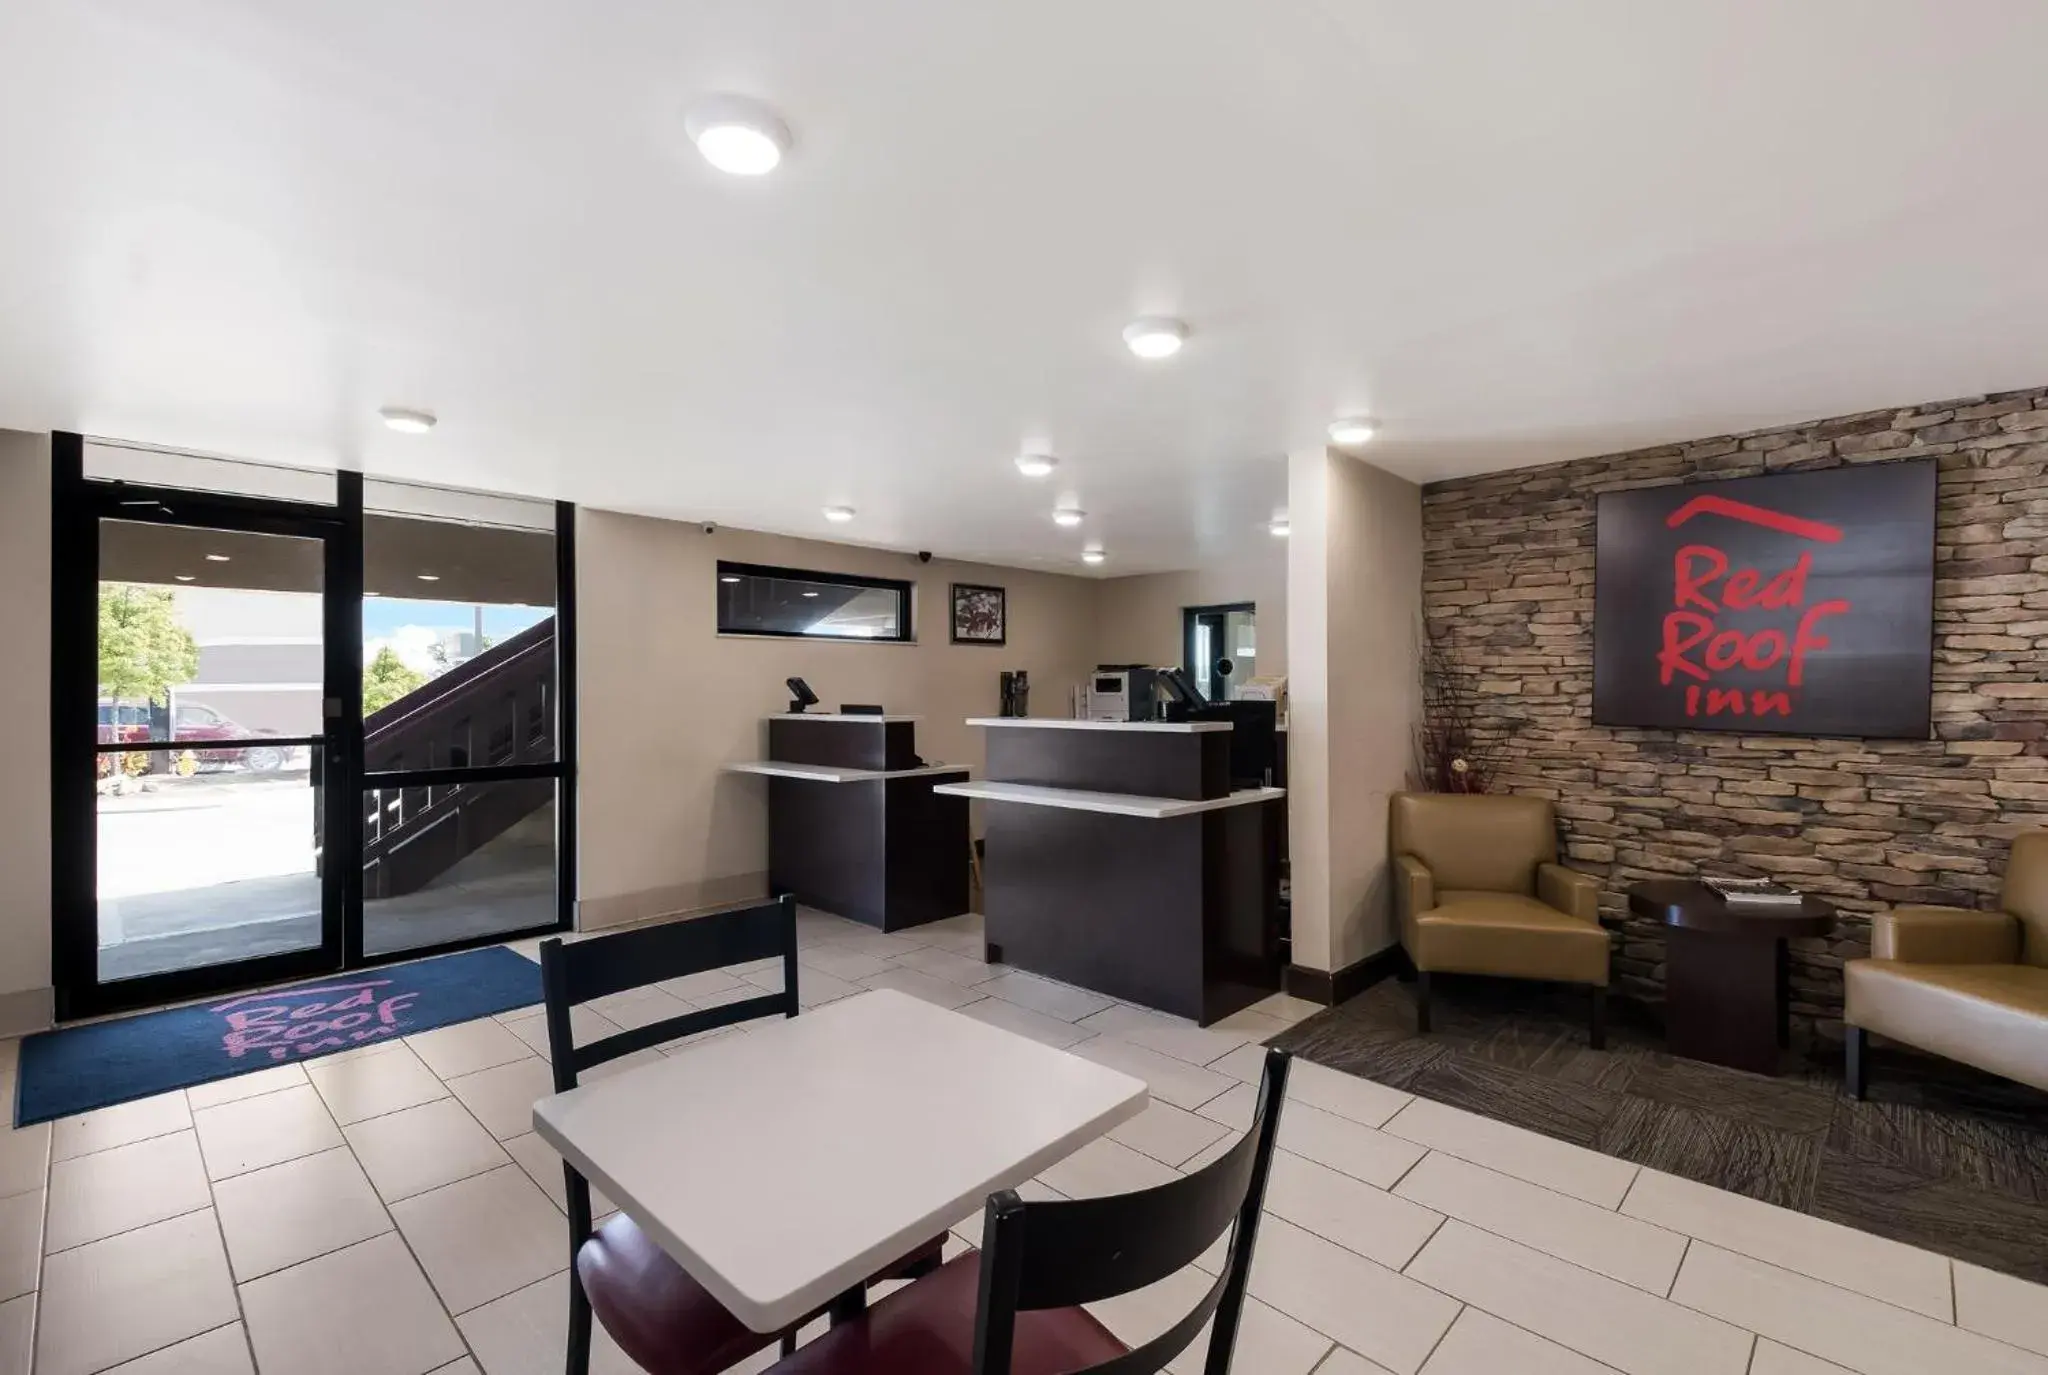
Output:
364 624 453 674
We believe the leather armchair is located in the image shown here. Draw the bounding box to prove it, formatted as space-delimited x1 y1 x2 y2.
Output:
1390 792 1611 1045
1844 831 2048 1096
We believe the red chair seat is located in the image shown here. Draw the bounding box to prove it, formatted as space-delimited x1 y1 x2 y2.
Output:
763 1252 1129 1375
579 1216 775 1375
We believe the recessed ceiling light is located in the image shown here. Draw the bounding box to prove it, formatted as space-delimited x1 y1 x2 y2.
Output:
1052 507 1085 528
380 407 437 434
1015 453 1058 478
685 94 791 176
205 553 231 563
822 505 856 523
1122 317 1188 359
1081 549 1107 565
416 573 440 582
1268 517 1291 538
1328 416 1377 447
174 574 195 582
719 575 742 585
802 590 820 598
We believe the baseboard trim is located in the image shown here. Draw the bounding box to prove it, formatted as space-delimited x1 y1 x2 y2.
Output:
1284 945 1405 1008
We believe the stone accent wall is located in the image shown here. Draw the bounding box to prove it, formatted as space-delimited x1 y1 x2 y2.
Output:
1421 385 2048 1027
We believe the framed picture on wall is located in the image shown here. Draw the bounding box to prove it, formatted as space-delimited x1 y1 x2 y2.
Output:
950 583 1006 645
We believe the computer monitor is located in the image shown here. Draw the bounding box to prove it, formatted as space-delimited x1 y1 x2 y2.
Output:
785 677 820 713
1157 666 1208 708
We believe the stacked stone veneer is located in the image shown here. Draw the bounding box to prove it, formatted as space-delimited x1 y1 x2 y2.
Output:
1421 384 2048 1027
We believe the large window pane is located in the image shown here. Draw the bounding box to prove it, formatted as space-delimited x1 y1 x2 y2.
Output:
716 562 911 641
362 780 557 956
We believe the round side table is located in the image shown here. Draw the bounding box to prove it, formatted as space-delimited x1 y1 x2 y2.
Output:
1627 880 1836 1075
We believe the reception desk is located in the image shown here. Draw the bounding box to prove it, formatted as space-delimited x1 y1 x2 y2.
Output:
725 714 969 933
937 718 1284 1025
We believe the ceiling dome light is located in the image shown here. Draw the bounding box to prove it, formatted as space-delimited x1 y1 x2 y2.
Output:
1268 517 1291 538
1015 453 1058 478
822 505 856 523
1122 317 1188 359
416 573 440 582
1052 507 1085 528
719 575 741 585
1081 549 1107 565
1328 416 1378 447
205 553 231 563
174 574 196 582
380 407 437 434
685 94 791 176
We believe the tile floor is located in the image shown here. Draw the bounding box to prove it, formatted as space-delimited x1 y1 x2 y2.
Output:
3 910 2045 1375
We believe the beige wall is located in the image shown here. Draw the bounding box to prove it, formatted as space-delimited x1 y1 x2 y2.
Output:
0 432 53 1031
575 512 1101 927
1286 448 1422 974
1092 543 1287 679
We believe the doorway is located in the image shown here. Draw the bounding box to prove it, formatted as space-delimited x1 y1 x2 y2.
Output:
1183 602 1257 702
51 435 576 1019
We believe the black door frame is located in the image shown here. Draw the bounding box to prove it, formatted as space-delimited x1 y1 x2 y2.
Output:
1182 601 1255 699
50 433 576 1020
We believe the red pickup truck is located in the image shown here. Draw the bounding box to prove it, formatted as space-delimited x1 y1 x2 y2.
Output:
97 700 294 773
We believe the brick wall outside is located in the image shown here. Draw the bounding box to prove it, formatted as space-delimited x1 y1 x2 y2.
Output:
1421 384 2048 1027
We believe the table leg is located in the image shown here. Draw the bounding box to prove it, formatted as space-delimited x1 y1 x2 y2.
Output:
1664 927 1783 1075
826 1284 868 1327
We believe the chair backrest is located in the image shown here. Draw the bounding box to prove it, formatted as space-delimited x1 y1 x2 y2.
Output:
1389 791 1555 895
2002 830 2048 968
538 894 799 1095
970 1048 1292 1375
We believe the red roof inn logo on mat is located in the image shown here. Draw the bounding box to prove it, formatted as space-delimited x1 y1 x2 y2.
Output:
1593 462 1936 740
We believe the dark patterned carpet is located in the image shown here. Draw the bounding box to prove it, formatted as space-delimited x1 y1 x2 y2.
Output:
1272 975 2048 1282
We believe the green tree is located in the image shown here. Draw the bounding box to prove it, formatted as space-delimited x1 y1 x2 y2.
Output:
97 584 199 705
363 646 428 714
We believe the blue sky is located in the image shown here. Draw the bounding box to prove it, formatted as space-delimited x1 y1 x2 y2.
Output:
362 598 550 641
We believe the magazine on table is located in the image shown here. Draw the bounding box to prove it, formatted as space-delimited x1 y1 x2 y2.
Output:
1702 876 1805 907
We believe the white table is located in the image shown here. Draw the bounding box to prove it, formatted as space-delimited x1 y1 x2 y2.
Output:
532 988 1149 1332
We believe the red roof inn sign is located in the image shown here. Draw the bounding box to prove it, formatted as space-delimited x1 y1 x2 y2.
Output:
1593 461 1936 739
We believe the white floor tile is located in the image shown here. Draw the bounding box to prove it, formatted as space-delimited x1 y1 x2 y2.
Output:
505 1005 621 1060
797 942 896 982
1036 1136 1180 1199
1622 1167 1952 1319
444 1057 559 1140
856 966 981 1009
37 1210 240 1375
0 1190 38 1302
346 1097 512 1203
102 1322 254 1374
52 1091 193 1162
1070 1035 1236 1111
1956 1263 2048 1360
45 1129 213 1253
1380 1096 1636 1208
192 1084 344 1180
240 1232 466 1375
746 964 862 1009
1206 1006 1297 1042
1313 1350 1398 1375
976 970 1114 1022
500 1132 615 1219
1399 1152 1687 1295
455 1270 649 1375
890 945 997 987
584 986 693 1033
306 1043 450 1126
1244 992 1325 1025
0 1123 49 1200
1076 1004 1258 1067
185 1063 310 1112
1408 1221 1751 1375
1201 1083 1425 1188
1420 1308 1616 1375
1243 1216 1460 1375
1261 1150 1444 1271
912 926 989 959
391 1165 567 1315
406 1019 535 1080
1088 1263 1334 1375
654 969 750 1002
810 930 927 962
1749 1341 1856 1375
1110 1100 1232 1167
427 1362 482 1375
953 995 1092 1048
1671 1243 2048 1375
213 1145 392 1281
0 1295 29 1375
1272 1055 1413 1129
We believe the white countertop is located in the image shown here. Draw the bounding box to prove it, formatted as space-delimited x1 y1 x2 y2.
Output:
533 989 1147 1333
769 713 921 724
724 761 969 784
965 716 1233 734
932 780 1286 819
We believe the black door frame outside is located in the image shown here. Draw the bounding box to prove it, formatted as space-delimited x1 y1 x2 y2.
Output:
1181 601 1256 697
50 432 577 1021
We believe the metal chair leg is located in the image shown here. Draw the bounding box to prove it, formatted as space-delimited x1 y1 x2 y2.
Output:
1845 1025 1868 1100
567 1267 592 1375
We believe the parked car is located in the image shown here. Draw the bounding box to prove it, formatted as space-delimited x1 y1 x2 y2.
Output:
96 698 297 773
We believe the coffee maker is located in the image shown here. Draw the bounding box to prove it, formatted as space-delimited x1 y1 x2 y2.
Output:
998 670 1029 718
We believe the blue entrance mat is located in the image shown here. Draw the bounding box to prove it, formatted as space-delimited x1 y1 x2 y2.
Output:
15 945 545 1126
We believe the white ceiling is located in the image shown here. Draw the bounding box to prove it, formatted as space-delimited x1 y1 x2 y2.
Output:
3 2 2046 576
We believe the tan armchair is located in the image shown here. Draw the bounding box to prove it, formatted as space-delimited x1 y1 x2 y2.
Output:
1845 830 2048 1097
1390 792 1610 1045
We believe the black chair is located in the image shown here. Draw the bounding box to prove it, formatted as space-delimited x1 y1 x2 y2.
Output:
540 895 942 1375
763 1047 1293 1375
